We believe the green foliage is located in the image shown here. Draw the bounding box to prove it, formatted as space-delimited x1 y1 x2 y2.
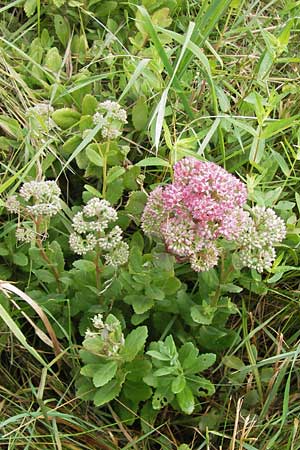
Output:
146 336 215 414
0 0 299 448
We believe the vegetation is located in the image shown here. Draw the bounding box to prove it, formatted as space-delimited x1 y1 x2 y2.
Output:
0 0 300 449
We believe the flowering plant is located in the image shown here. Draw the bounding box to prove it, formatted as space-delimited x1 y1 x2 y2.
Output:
142 157 286 274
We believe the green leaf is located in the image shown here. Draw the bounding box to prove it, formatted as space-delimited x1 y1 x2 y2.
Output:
106 178 124 204
132 97 149 131
125 191 147 219
86 146 103 167
107 166 126 184
146 350 170 361
191 303 217 325
24 0 37 17
222 355 245 370
0 116 23 140
12 253 28 267
54 15 70 48
271 150 290 177
82 94 98 115
52 108 81 129
48 241 64 273
123 380 152 402
72 260 96 272
80 363 101 377
123 166 141 190
152 7 172 27
124 294 154 315
34 269 56 283
93 361 118 387
171 375 186 394
136 157 170 167
262 117 299 139
154 366 177 376
93 379 122 406
120 326 148 362
62 135 82 156
45 47 62 72
176 385 194 414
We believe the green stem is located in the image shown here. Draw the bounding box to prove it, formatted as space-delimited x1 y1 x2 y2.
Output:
102 140 110 199
95 246 102 290
35 218 62 293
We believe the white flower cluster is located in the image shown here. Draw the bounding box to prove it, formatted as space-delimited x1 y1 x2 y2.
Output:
15 226 36 243
19 181 62 217
92 100 127 140
84 313 125 356
69 197 129 268
237 206 286 272
6 180 62 243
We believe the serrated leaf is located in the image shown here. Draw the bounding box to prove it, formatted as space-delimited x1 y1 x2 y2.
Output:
24 0 37 17
80 363 101 377
176 385 194 414
152 7 172 27
93 361 118 387
107 166 125 184
124 294 154 314
106 178 124 204
93 379 122 406
191 304 217 325
34 269 56 283
45 47 62 72
120 326 148 362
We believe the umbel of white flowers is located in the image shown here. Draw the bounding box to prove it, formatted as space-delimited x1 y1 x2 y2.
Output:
69 197 129 268
92 100 127 140
6 180 62 243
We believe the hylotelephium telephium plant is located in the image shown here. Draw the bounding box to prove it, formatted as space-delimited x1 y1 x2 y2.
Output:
142 156 286 274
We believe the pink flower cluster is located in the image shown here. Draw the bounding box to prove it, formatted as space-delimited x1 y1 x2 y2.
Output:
142 157 248 271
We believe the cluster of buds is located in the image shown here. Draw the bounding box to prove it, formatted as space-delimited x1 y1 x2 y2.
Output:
69 197 129 268
84 313 125 356
6 180 62 243
142 157 286 273
93 100 127 140
236 206 286 272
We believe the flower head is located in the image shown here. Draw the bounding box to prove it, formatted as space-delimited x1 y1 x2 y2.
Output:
69 197 129 268
142 157 247 272
92 100 127 141
236 206 286 272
